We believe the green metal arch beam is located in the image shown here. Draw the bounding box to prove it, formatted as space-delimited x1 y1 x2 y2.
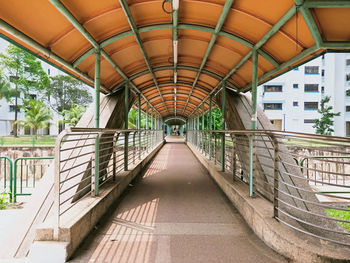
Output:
153 100 197 111
146 98 199 112
48 0 160 115
111 65 238 93
73 23 279 69
147 92 208 106
119 0 169 114
181 0 234 115
188 5 300 117
140 80 212 95
164 117 187 124
164 115 187 122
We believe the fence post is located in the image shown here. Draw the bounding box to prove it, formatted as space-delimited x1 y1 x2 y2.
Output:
272 135 279 219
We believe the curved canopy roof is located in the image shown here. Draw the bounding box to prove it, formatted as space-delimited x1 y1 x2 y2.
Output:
1 0 350 119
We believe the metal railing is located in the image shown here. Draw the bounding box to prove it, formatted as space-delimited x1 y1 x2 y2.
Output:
0 156 53 203
188 129 350 246
54 128 163 235
13 157 54 202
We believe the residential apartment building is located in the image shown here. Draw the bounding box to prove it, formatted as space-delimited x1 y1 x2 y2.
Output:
0 65 62 136
257 53 350 137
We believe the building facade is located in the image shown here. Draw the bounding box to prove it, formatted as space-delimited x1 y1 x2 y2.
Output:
257 53 350 137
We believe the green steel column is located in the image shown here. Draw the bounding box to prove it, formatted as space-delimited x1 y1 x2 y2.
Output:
146 102 149 129
151 108 154 130
94 48 101 128
202 104 205 130
208 96 212 159
251 50 258 130
124 82 129 171
221 82 226 171
249 49 258 197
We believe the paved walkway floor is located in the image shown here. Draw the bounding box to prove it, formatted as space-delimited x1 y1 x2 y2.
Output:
69 143 287 263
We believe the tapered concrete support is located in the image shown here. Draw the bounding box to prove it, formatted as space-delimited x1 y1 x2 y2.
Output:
215 89 350 243
0 90 136 259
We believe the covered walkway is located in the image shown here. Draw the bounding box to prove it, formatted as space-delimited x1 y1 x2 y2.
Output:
69 142 285 263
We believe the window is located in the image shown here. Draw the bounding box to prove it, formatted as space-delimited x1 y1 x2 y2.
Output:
293 84 299 89
264 103 282 110
304 84 319 92
346 73 350 81
346 89 350 96
304 102 318 110
321 86 324 93
346 106 350 112
304 119 316 124
321 69 325 77
346 59 350 66
293 101 298 106
9 105 21 112
305 66 319 74
264 85 282 92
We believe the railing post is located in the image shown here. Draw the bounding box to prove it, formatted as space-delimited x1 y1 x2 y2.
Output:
221 82 226 171
113 132 117 181
272 135 279 219
124 132 129 171
133 132 136 164
94 133 100 196
124 81 129 171
248 134 255 197
232 134 236 181
208 95 212 160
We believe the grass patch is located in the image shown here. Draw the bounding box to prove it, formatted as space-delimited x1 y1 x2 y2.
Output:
326 207 350 231
0 136 56 146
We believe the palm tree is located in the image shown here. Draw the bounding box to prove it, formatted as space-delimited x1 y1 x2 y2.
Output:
16 99 53 139
62 104 86 127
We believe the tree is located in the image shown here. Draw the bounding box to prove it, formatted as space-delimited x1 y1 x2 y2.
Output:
128 108 137 129
46 75 92 114
0 74 15 102
313 96 340 135
0 44 49 136
16 99 53 139
62 104 86 127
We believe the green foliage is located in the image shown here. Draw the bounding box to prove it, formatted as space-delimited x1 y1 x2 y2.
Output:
0 44 49 95
62 104 86 127
0 74 16 103
326 207 350 231
346 89 350 97
128 108 137 129
16 99 53 138
200 108 224 130
314 96 340 135
313 96 340 135
0 192 9 210
47 75 92 114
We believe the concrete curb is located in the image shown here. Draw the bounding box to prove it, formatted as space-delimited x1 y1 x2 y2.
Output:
28 141 164 263
187 142 350 263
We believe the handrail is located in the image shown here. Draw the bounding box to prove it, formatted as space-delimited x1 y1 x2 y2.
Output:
53 128 164 238
187 129 350 246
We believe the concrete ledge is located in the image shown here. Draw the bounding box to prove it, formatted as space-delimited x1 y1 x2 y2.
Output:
187 142 350 263
28 141 164 263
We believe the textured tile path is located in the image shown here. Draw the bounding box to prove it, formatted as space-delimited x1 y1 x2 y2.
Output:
69 142 286 263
